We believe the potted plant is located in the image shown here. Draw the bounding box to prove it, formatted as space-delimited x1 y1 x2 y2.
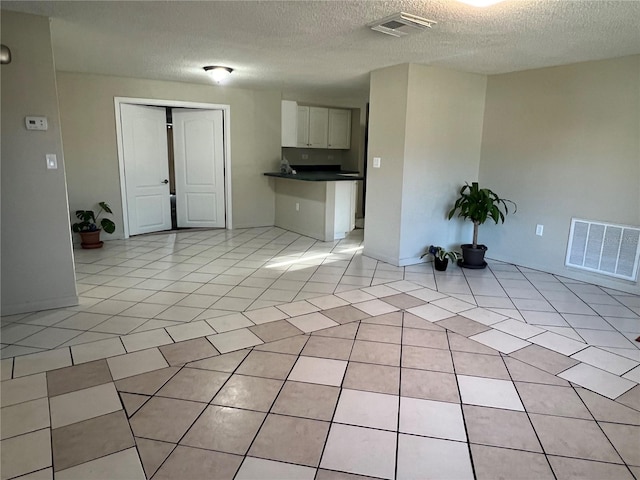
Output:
71 202 116 249
448 182 516 268
421 245 461 271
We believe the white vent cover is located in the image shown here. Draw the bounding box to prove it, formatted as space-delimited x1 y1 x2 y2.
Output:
369 12 437 37
566 218 640 282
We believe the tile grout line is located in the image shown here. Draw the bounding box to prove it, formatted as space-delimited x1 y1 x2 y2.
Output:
311 318 362 478
394 310 405 480
498 351 559 480
230 334 314 478
568 376 631 471
46 367 55 476
139 347 252 478
447 328 479 480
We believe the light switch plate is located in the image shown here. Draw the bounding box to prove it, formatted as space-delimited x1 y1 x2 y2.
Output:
46 154 58 170
373 157 381 168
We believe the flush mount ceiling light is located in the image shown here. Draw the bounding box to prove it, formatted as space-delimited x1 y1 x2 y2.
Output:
457 0 506 7
204 66 233 83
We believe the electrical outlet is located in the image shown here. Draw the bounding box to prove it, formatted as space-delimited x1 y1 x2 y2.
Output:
295 203 300 211
373 157 381 168
301 154 308 160
536 224 544 236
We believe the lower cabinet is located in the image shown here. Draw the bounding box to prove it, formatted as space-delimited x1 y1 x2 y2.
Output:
331 180 357 236
274 178 357 241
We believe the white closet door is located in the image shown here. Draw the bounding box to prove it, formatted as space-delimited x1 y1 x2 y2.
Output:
172 109 226 228
120 104 171 236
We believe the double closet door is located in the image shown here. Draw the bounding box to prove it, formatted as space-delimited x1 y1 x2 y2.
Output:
120 104 226 235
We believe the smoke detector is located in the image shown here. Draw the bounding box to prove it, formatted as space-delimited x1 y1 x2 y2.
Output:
369 12 437 37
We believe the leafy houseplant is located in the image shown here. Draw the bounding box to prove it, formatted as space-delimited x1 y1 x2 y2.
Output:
448 182 516 268
421 245 461 271
71 202 116 249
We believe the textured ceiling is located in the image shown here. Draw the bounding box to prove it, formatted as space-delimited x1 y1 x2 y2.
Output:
3 1 640 98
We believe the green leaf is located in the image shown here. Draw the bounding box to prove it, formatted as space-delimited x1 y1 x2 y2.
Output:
71 202 116 235
447 182 517 242
101 218 116 234
99 202 113 214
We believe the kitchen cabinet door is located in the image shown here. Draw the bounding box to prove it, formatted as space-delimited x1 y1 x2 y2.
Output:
294 105 347 149
308 107 329 148
296 105 310 147
281 100 298 147
297 106 328 148
328 109 351 149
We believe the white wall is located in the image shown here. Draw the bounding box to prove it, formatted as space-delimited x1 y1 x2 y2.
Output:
1 11 78 314
401 64 487 263
56 72 282 236
364 64 487 266
363 64 409 264
479 56 640 294
274 179 327 240
282 147 345 167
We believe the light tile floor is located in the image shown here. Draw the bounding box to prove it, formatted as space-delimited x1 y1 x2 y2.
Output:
1 226 639 479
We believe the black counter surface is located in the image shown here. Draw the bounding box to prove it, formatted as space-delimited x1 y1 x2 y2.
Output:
265 163 364 181
264 171 363 182
264 165 363 182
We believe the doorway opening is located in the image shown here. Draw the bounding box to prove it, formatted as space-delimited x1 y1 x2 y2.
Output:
115 97 232 239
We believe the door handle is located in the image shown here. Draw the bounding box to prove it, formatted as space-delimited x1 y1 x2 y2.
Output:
161 179 169 184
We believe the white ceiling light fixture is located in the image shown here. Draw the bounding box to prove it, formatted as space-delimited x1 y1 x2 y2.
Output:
204 66 233 83
369 12 437 38
457 0 506 7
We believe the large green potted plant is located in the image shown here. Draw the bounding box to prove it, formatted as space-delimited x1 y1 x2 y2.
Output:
448 182 516 268
71 202 116 249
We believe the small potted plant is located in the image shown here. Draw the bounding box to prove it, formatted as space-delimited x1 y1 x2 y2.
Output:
421 245 461 271
448 182 516 268
71 201 116 249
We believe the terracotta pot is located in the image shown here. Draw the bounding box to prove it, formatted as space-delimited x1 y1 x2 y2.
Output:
79 230 103 249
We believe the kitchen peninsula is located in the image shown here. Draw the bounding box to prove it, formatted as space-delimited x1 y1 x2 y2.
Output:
264 166 364 242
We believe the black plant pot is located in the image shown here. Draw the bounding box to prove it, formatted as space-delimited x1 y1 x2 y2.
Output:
460 244 488 269
434 258 449 271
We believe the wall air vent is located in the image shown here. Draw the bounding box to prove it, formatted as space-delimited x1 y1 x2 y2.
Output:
369 12 437 37
565 218 640 282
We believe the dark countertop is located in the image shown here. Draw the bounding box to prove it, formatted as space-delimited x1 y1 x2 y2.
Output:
264 171 364 182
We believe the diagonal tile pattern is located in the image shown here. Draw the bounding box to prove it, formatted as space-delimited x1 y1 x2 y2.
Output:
1 226 639 479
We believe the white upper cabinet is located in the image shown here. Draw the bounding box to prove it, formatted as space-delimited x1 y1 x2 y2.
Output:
297 106 328 148
281 100 298 147
296 105 310 147
282 101 351 149
308 107 329 148
328 108 351 149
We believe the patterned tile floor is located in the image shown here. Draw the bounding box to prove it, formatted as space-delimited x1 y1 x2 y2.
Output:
1 227 639 479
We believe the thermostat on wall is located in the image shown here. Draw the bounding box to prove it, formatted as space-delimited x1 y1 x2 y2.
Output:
25 116 48 131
